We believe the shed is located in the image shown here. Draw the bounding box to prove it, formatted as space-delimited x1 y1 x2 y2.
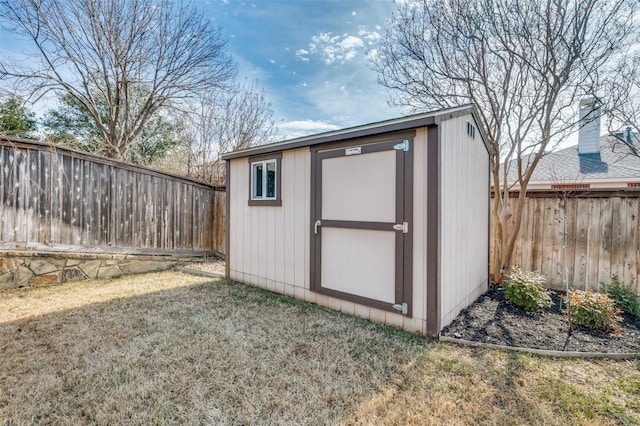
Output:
222 105 490 337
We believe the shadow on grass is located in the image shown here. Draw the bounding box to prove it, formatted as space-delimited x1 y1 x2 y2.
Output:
1 274 638 425
0 275 426 425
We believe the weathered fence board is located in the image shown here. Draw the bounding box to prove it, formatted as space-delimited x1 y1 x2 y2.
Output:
494 192 640 293
0 138 224 256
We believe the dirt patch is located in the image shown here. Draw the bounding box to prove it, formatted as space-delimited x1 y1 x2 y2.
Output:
441 286 640 354
184 257 226 275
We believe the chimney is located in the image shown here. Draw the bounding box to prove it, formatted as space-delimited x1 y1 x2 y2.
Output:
578 97 602 155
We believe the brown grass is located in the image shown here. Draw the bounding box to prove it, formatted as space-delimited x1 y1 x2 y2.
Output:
1 271 638 425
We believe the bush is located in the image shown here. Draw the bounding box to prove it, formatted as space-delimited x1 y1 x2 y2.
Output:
501 267 552 311
601 276 640 318
566 289 622 332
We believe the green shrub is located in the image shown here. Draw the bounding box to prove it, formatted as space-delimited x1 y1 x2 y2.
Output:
601 276 640 318
566 289 622 332
501 267 552 311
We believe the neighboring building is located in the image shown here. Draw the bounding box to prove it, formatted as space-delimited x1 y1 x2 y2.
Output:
506 99 640 192
495 99 640 291
222 105 491 337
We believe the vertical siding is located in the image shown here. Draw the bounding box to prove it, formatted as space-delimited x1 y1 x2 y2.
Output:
228 147 311 291
439 115 490 327
227 122 488 335
411 128 429 334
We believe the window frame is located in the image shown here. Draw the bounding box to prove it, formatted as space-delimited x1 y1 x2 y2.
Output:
248 152 282 206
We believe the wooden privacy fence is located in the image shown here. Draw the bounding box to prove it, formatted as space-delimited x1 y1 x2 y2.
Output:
495 192 640 293
1 137 225 256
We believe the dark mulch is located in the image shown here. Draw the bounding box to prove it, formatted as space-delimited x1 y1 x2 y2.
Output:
441 286 640 353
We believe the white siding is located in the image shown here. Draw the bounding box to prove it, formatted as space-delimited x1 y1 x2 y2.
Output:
439 115 490 327
228 147 311 292
227 143 424 334
228 115 488 336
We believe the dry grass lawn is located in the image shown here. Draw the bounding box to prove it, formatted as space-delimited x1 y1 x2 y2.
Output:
1 271 639 425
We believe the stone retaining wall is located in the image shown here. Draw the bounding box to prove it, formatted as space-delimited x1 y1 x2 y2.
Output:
0 251 198 290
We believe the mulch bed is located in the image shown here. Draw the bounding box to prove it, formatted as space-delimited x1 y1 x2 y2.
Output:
441 286 640 354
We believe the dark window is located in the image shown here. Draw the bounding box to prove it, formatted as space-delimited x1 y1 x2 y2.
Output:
467 122 475 139
248 153 282 206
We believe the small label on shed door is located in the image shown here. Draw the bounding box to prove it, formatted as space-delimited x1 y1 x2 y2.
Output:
345 147 361 156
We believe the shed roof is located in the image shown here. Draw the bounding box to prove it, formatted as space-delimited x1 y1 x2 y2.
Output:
222 104 488 160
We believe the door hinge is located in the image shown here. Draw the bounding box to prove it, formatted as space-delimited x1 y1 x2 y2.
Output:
394 139 410 151
392 302 408 315
392 222 408 233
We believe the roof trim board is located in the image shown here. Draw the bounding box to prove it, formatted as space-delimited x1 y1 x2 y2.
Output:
222 104 489 160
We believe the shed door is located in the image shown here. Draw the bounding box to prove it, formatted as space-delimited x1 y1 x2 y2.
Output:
311 138 412 316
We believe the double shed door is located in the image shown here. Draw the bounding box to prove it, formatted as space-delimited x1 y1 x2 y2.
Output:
311 135 413 316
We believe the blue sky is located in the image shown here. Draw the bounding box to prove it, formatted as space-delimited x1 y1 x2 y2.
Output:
205 0 406 139
0 0 406 140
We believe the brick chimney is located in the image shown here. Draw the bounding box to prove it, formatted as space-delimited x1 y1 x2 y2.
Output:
578 97 602 155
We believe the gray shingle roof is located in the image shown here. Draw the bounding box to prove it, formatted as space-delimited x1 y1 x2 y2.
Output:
505 135 640 184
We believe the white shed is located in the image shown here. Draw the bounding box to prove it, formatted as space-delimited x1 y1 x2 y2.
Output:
222 105 490 337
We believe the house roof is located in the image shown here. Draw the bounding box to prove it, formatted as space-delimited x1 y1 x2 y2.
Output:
221 104 489 160
505 135 640 185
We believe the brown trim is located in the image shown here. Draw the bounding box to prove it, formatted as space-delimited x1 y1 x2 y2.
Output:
312 131 416 155
403 137 414 318
310 147 320 292
248 152 283 162
247 152 282 206
225 160 231 279
394 141 404 309
248 199 283 206
426 125 440 338
310 134 414 317
314 286 401 314
221 106 476 160
321 220 397 231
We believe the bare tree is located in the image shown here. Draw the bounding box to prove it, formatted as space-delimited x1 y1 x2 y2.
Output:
603 49 640 156
373 0 638 282
0 0 236 160
155 80 277 184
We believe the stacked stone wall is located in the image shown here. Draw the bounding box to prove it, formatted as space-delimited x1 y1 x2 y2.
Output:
0 251 197 290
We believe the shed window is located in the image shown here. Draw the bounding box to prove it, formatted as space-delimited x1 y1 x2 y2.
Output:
248 153 282 206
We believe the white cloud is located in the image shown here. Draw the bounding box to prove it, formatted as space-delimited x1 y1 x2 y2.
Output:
277 120 341 139
300 26 384 65
307 32 366 64
340 35 364 50
352 11 357 16
269 59 276 64
295 48 310 62
357 26 381 45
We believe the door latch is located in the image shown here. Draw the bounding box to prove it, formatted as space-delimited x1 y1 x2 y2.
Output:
392 222 408 233
314 220 321 235
392 302 408 315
